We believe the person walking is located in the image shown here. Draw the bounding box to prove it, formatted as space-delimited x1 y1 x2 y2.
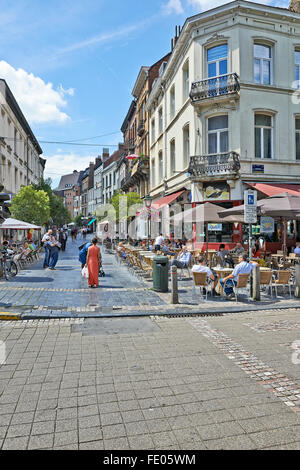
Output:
79 241 92 268
59 229 67 252
86 238 101 288
42 229 52 269
47 236 61 270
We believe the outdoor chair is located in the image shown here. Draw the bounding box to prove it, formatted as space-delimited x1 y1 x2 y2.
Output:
272 270 292 298
192 271 212 301
259 270 273 297
224 273 250 302
179 253 192 280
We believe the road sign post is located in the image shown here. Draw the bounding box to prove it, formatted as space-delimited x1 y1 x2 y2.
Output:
244 190 257 259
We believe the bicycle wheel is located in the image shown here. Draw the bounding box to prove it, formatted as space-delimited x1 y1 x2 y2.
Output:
9 261 18 277
3 263 11 280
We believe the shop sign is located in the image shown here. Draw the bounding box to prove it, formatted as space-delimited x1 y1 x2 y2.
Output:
252 165 264 174
208 223 222 231
203 182 230 201
260 217 274 234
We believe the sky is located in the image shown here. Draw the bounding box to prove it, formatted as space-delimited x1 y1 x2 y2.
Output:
0 0 290 188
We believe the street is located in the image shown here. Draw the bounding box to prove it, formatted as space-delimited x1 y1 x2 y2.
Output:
1 240 300 449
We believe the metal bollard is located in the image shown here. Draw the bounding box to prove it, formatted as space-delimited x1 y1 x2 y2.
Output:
295 264 300 298
171 265 179 304
252 265 261 301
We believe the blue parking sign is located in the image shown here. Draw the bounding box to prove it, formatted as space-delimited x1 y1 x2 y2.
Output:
248 195 254 205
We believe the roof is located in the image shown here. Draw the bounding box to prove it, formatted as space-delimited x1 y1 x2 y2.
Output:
57 171 81 191
132 67 150 99
103 145 124 170
121 100 136 134
0 79 43 155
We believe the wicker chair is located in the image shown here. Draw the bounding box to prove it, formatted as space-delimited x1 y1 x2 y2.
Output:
272 270 292 298
224 273 250 302
192 271 212 300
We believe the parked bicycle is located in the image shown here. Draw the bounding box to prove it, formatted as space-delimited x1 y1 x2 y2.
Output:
0 250 18 280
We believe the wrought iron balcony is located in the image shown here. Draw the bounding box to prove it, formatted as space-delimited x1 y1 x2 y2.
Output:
190 73 240 104
137 119 145 137
188 151 240 178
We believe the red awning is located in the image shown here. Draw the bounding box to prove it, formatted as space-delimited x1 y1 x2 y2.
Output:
152 190 185 209
247 183 300 197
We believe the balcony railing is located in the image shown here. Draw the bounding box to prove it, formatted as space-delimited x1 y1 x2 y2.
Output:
137 119 145 137
190 73 240 103
188 151 240 178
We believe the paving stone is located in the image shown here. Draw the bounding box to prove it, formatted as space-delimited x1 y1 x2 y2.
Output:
79 440 104 450
128 434 154 450
102 424 127 439
2 436 29 450
6 423 31 438
28 433 54 450
54 430 78 447
31 421 55 436
103 437 130 450
79 427 103 443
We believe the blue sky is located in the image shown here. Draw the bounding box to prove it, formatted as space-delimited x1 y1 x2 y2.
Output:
0 0 290 187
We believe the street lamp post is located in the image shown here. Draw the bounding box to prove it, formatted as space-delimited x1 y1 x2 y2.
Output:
144 195 152 250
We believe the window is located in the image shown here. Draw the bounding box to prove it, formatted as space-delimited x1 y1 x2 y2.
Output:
296 118 300 160
183 61 189 101
151 159 155 188
158 107 163 135
170 140 176 175
207 44 228 78
295 51 300 89
183 125 190 167
159 151 163 182
255 114 273 159
170 86 175 119
151 119 155 144
207 115 228 154
254 44 272 85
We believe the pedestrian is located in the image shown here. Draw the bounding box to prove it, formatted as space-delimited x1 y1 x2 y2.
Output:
42 229 52 269
86 237 101 288
47 236 61 270
79 241 92 268
59 229 67 252
154 234 164 252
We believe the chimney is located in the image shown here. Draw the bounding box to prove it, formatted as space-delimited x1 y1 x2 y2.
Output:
289 0 300 13
102 147 110 162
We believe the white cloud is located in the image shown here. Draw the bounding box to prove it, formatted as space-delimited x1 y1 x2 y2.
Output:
162 0 184 15
0 61 72 124
44 153 96 186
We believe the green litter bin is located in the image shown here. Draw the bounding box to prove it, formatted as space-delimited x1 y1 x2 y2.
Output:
153 256 169 293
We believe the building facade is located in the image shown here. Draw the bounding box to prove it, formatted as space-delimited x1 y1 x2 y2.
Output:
146 0 300 248
0 79 44 196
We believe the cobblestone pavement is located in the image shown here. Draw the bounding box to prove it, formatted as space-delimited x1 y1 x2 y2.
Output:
1 308 300 449
0 236 300 319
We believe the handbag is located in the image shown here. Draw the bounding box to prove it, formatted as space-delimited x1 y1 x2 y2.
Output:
81 266 89 279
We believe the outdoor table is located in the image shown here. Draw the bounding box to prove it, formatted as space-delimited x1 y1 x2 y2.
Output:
213 267 233 296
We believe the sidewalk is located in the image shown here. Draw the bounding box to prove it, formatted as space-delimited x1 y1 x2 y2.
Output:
0 237 300 319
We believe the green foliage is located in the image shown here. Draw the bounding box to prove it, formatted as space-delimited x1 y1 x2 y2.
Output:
74 214 84 227
109 191 142 222
10 185 50 226
33 177 72 226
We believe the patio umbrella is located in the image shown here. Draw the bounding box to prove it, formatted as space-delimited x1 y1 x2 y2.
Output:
0 218 42 230
171 202 244 255
219 193 300 260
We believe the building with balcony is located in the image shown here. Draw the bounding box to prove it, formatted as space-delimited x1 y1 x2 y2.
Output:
146 0 300 246
0 79 44 196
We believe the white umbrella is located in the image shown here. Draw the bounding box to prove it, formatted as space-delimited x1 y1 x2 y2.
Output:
0 218 42 230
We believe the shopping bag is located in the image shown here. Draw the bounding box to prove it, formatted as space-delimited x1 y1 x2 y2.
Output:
81 266 89 279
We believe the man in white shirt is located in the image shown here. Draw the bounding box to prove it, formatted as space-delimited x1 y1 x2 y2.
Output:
192 255 219 295
220 253 258 299
294 243 300 256
42 229 52 268
170 246 191 270
155 234 164 252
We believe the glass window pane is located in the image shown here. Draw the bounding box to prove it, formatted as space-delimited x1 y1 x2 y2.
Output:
208 115 228 131
208 133 217 154
254 59 261 83
263 128 272 159
208 62 216 78
207 44 228 62
255 114 271 127
296 133 300 160
296 65 300 86
254 44 271 59
296 119 300 130
219 59 227 76
255 128 261 158
295 51 300 65
263 60 271 85
220 131 229 153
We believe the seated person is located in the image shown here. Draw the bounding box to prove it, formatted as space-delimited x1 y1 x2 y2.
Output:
170 246 191 270
230 242 245 256
192 255 219 296
219 254 258 300
161 241 175 256
117 242 127 260
217 244 234 268
294 243 300 256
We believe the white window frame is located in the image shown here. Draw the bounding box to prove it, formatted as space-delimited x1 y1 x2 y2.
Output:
170 140 176 175
207 115 229 155
207 44 228 78
158 107 163 135
296 117 300 160
254 113 274 160
254 43 273 85
151 119 155 144
151 159 155 188
170 86 175 120
295 50 300 89
158 151 163 182
183 125 190 167
182 61 189 102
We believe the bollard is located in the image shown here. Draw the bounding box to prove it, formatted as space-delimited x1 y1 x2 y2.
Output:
252 265 261 301
171 265 179 304
295 264 300 298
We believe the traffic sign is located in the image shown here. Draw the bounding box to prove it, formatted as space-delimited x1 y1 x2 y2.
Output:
244 189 257 224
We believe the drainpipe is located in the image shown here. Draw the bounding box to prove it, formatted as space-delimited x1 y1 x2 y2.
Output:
26 135 29 185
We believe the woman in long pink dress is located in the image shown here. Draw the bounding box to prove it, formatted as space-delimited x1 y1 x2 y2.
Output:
86 238 101 288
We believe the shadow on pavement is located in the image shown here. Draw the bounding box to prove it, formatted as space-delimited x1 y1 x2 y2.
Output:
8 277 54 283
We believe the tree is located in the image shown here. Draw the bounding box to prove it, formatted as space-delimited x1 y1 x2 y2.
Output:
109 191 142 222
33 177 72 226
74 214 84 227
10 186 50 226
